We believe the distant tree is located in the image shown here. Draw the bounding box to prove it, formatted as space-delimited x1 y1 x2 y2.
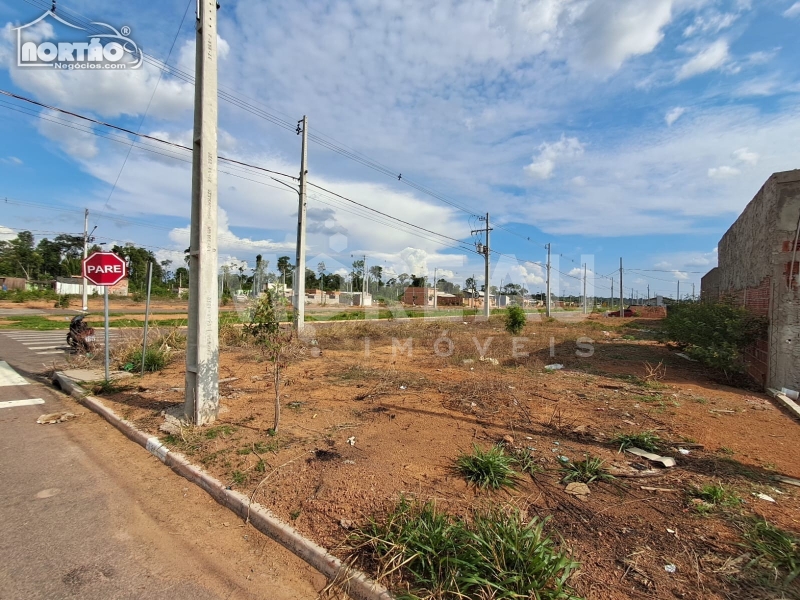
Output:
112 244 163 290
277 255 294 288
369 265 383 286
326 273 343 290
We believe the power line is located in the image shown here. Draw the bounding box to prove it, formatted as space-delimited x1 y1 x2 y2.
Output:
19 0 482 218
93 0 193 231
0 96 478 258
0 90 299 181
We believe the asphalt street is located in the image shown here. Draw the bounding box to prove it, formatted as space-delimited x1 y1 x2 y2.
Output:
0 335 322 600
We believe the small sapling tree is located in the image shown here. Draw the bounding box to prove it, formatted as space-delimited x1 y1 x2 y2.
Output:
247 290 292 433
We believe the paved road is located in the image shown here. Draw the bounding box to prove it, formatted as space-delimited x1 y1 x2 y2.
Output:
0 338 323 599
0 329 119 360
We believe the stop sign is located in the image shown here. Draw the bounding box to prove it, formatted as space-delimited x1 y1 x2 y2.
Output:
82 252 127 286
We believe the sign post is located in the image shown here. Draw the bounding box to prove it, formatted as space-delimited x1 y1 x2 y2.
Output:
82 252 127 382
104 285 110 382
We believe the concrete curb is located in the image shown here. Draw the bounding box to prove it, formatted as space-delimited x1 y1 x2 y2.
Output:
52 372 393 600
766 388 800 421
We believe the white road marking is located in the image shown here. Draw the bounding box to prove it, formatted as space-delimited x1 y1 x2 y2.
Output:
36 351 68 355
0 398 45 409
27 346 68 351
0 361 30 387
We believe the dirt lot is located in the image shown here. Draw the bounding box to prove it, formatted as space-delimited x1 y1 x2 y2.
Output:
87 316 799 599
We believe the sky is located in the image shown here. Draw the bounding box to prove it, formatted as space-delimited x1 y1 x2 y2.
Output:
1 0 800 300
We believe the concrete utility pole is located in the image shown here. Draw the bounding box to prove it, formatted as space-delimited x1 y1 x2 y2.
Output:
185 0 220 426
82 209 89 311
471 214 492 318
582 263 587 315
647 284 650 301
363 255 368 298
619 258 624 316
545 243 552 317
677 280 680 302
433 267 438 309
293 115 308 333
692 282 695 301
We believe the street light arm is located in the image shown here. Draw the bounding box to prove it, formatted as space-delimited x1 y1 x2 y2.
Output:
269 176 300 196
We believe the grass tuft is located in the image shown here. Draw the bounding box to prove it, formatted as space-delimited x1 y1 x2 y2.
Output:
512 447 543 477
350 498 580 600
561 455 614 484
688 483 742 509
456 444 519 490
742 519 800 586
611 430 661 452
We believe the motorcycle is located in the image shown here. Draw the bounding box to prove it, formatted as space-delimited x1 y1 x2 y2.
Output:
66 315 96 353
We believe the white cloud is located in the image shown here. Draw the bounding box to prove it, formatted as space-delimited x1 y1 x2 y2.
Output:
677 40 730 81
167 208 294 267
683 12 739 37
708 165 740 178
665 106 686 126
733 147 759 165
525 135 585 179
0 156 23 165
574 0 674 70
784 2 800 18
0 225 16 241
571 175 587 186
37 109 98 159
0 25 195 120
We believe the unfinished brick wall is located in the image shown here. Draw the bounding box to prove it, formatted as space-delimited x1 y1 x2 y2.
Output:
722 276 771 386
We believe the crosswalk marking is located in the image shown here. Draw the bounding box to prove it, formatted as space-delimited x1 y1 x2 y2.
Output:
2 330 119 355
0 398 45 409
0 361 30 387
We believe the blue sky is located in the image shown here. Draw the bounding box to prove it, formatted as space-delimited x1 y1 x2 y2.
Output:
1 0 800 299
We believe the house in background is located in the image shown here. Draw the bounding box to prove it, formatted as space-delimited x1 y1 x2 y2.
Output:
701 169 800 390
54 277 129 296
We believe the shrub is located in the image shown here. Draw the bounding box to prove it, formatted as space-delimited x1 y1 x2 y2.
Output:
505 305 527 335
663 302 767 375
124 347 168 372
351 498 579 600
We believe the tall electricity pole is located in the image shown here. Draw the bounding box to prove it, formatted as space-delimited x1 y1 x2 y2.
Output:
293 116 308 333
545 243 551 317
582 263 587 315
647 284 650 301
677 280 680 302
185 0 220 426
82 209 89 311
471 214 491 318
619 258 624 317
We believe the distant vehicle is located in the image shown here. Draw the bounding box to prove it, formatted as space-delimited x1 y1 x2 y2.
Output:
608 308 634 317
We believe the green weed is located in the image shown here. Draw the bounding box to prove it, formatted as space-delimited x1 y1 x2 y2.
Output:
742 519 799 587
350 498 580 600
611 430 661 452
561 455 614 484
456 444 519 490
